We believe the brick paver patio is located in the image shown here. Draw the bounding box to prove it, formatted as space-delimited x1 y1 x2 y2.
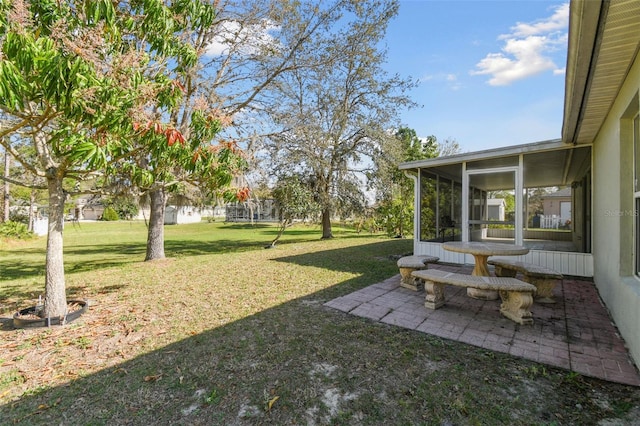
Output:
325 263 640 387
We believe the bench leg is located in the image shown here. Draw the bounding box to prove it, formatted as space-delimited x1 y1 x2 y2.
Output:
493 266 517 278
400 267 425 291
424 281 445 309
467 255 499 300
522 276 559 304
499 290 534 325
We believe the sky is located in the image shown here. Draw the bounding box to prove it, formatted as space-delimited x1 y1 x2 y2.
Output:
383 1 569 153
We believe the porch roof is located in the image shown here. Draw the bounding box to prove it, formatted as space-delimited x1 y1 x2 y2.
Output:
398 139 591 191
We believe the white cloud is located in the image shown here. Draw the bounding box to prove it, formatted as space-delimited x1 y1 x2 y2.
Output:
205 19 281 57
420 73 461 90
507 2 569 38
471 2 569 86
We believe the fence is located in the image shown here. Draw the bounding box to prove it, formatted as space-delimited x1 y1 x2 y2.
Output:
539 215 569 229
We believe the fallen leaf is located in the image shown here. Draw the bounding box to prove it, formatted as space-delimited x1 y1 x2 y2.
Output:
267 396 279 411
144 374 162 382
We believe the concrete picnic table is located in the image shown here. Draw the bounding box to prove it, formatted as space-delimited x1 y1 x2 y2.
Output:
442 241 529 300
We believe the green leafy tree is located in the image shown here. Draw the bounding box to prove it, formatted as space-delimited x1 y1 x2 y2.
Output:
373 128 438 237
103 196 139 221
119 0 363 260
268 176 320 248
0 0 240 317
263 0 417 239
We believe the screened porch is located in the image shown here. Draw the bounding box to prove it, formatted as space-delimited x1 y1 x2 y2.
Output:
399 139 594 277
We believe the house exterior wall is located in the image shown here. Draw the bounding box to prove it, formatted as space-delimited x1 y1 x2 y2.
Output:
591 52 640 365
164 206 202 225
81 206 104 221
542 197 570 217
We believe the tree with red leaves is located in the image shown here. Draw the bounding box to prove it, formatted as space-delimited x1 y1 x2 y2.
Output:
0 0 246 317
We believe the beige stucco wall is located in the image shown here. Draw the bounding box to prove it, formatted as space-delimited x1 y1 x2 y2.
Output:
542 197 570 217
591 52 640 366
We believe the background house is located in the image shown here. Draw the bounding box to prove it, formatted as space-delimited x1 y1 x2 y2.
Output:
540 187 572 229
225 199 279 222
487 198 506 221
75 196 105 220
164 206 202 225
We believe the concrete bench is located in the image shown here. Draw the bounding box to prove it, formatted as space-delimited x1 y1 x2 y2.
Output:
412 269 537 325
488 259 563 304
397 255 439 291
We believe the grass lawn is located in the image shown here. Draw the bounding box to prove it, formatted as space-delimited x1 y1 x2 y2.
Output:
1 221 639 425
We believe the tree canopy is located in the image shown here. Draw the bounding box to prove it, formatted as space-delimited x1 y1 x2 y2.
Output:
0 0 244 317
261 0 417 239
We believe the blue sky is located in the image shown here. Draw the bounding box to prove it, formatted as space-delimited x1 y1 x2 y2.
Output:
384 1 569 152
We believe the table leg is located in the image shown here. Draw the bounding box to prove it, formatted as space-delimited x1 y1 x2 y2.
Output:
471 254 490 276
467 254 499 300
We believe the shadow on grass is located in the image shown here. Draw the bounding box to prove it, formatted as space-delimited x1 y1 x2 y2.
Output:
2 277 637 425
2 237 639 424
0 234 334 284
272 239 411 280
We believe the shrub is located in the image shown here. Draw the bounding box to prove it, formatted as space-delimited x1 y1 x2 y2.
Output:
0 221 33 239
101 207 119 221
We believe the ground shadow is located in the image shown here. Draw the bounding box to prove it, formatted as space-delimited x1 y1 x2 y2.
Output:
273 239 412 276
2 274 638 425
0 235 325 284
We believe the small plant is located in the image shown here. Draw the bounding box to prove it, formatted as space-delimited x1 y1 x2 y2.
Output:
204 388 221 405
613 398 634 416
0 369 25 391
522 365 548 378
563 371 583 385
101 206 119 221
0 221 33 239
74 336 92 350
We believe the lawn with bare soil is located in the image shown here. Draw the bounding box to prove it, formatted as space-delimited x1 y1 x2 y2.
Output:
1 221 639 425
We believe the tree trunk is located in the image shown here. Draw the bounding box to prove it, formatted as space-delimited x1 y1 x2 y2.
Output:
269 219 291 247
28 190 36 231
3 151 9 222
42 172 67 318
321 208 333 239
145 187 166 261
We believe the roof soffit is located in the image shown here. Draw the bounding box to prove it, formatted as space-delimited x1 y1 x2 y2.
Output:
563 0 640 145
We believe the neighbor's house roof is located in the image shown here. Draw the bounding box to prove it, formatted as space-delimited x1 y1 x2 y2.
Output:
562 0 640 145
542 187 572 199
487 198 506 207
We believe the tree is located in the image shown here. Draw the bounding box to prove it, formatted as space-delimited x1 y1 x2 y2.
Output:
2 147 8 222
119 0 366 260
371 128 437 237
263 0 416 239
0 0 236 318
268 176 320 248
